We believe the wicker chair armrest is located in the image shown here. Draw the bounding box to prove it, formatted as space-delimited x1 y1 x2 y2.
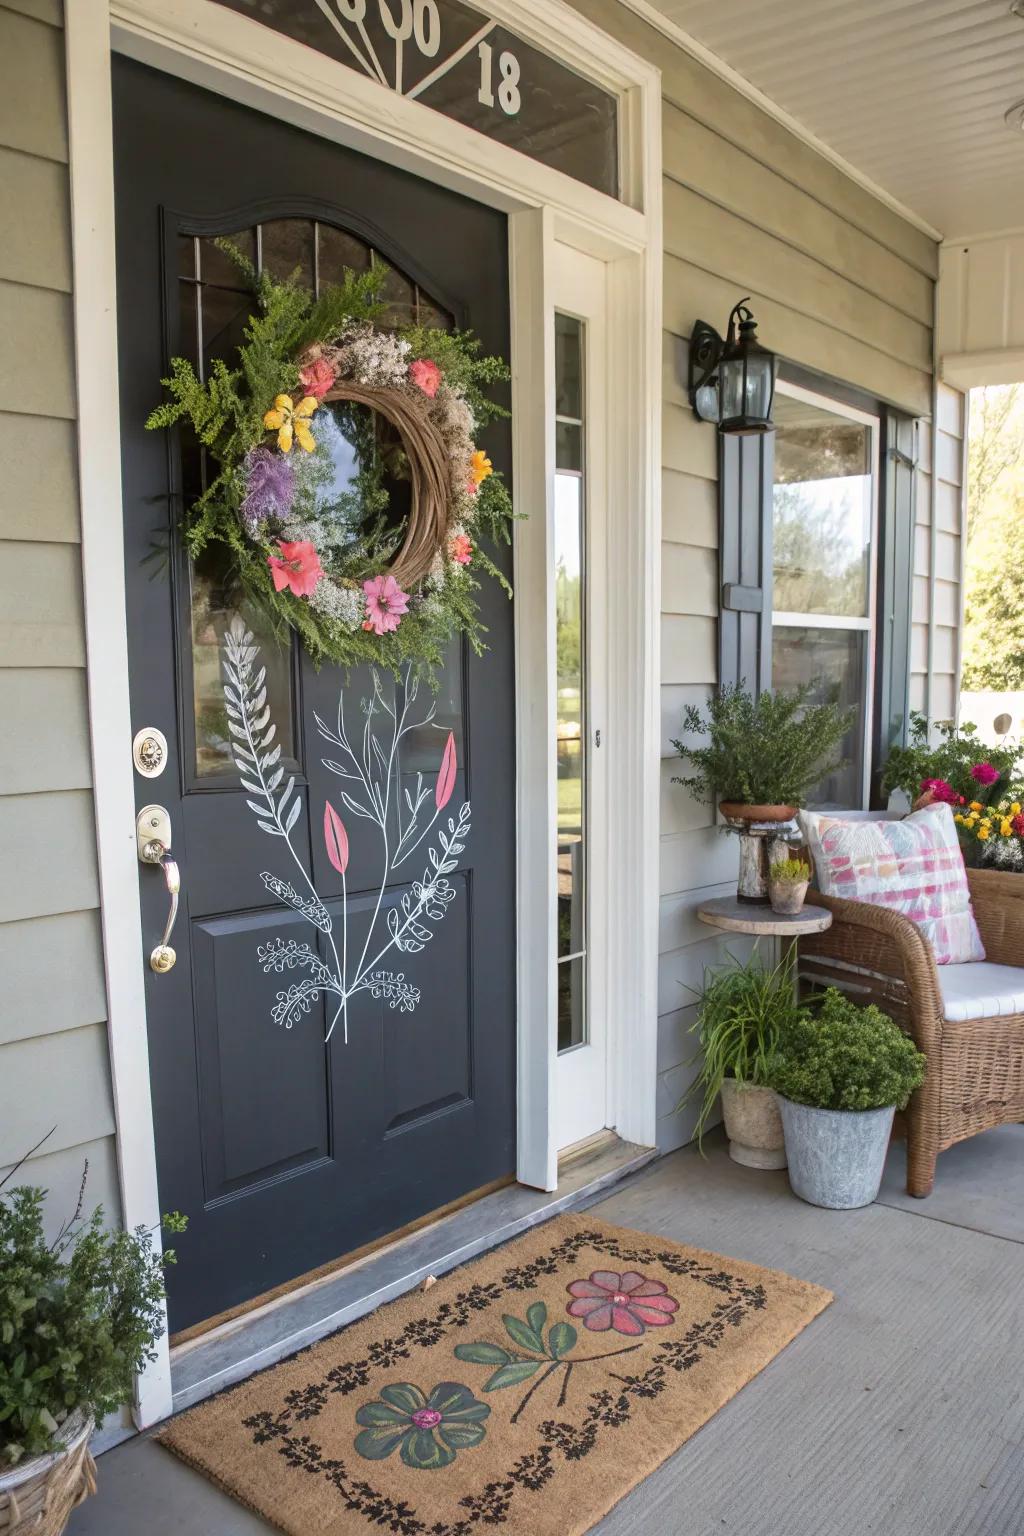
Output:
967 868 1024 968
800 889 944 1050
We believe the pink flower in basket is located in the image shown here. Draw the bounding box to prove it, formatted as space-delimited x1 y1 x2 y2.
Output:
971 762 1000 786
920 778 959 805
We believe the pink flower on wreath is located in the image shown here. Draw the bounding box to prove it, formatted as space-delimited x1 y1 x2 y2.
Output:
409 358 442 398
298 356 337 400
449 533 472 565
362 574 410 635
267 540 323 598
566 1270 679 1336
971 762 1000 786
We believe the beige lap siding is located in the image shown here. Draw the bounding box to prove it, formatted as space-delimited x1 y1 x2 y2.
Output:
0 0 119 1221
911 384 967 725
566 0 941 1152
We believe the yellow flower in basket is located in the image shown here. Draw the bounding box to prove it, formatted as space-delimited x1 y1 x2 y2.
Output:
264 393 318 454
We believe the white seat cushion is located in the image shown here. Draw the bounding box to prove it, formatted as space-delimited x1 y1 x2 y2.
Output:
938 962 1024 1023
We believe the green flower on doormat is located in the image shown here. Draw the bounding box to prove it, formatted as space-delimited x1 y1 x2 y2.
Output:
454 1299 655 1423
353 1381 490 1470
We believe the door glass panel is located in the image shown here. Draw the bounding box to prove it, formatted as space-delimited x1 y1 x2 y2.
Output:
555 315 587 1053
771 625 867 809
190 546 295 779
175 219 453 784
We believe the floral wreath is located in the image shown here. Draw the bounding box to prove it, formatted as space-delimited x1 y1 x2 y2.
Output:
146 243 514 669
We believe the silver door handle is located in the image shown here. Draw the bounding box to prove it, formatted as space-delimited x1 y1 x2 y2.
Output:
137 804 180 973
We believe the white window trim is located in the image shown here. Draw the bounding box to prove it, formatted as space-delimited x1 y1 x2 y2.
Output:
772 377 881 809
65 0 662 1427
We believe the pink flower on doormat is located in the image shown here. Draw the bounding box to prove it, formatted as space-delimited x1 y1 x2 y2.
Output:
566 1270 679 1335
362 574 410 635
267 540 323 597
409 358 442 398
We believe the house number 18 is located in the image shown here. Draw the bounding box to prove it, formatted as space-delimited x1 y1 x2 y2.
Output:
333 0 521 116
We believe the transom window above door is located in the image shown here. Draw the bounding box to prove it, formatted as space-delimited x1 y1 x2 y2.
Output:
770 384 879 810
175 216 454 783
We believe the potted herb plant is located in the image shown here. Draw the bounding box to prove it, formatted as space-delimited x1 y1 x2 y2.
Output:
681 948 805 1170
0 1151 186 1536
768 856 810 916
672 683 852 823
769 990 926 1209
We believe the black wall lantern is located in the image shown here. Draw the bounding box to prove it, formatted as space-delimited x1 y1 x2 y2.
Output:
688 299 776 434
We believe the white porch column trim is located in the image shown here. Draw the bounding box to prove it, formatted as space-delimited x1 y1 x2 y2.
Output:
64 0 172 1429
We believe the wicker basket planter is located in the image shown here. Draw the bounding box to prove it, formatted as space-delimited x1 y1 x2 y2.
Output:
0 1413 96 1536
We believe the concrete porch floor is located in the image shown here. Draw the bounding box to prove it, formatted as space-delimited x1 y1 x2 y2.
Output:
69 1126 1024 1536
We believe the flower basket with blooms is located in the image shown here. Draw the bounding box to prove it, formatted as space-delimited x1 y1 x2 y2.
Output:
881 713 1023 868
671 683 853 817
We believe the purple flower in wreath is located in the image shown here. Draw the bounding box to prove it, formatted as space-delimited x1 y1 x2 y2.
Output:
566 1270 679 1336
354 1382 490 1470
240 446 295 529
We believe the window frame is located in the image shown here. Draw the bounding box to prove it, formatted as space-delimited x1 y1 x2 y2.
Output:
770 376 882 810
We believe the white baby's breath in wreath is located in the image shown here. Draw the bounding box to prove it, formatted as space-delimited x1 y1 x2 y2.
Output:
146 244 515 671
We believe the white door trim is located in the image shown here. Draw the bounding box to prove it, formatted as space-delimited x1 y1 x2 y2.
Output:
65 0 662 1423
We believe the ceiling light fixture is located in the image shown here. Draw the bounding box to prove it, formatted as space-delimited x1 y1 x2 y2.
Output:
1005 99 1024 131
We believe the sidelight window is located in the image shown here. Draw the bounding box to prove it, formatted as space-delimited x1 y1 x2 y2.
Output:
554 313 588 1053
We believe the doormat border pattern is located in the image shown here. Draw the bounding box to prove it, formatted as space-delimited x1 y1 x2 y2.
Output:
159 1214 833 1536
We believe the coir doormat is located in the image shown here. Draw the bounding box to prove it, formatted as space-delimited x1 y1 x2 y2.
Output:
159 1214 832 1535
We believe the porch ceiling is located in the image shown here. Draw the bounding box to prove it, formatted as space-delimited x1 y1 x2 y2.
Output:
638 0 1024 239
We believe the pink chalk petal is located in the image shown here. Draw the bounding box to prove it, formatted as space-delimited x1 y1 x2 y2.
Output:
629 1299 678 1326
610 1306 645 1336
567 1278 612 1299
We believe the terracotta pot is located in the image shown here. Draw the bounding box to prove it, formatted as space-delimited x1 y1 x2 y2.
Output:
719 802 798 823
769 878 809 916
720 1079 787 1170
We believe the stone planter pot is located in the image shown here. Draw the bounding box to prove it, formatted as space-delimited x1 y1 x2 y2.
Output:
720 1079 787 1170
0 1411 95 1536
777 1095 895 1209
769 878 809 916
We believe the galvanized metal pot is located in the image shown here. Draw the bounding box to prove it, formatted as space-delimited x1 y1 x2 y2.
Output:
776 1096 895 1209
720 1080 787 1169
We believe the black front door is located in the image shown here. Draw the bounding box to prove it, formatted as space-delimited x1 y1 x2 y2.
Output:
113 59 515 1332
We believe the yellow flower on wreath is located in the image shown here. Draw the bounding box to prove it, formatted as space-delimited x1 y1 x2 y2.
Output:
470 449 493 487
264 393 318 454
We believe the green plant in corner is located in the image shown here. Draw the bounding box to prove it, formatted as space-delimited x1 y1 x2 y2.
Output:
671 683 853 809
769 988 926 1112
679 946 808 1147
0 1143 187 1466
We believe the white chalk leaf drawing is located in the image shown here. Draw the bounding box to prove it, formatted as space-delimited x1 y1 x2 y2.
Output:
223 617 470 1042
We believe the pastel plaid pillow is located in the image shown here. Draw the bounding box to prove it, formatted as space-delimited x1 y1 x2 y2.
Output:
799 802 985 965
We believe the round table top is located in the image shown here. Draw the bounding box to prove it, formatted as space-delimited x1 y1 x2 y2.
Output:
696 896 833 937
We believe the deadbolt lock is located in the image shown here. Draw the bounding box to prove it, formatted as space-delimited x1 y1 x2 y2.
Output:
133 727 168 778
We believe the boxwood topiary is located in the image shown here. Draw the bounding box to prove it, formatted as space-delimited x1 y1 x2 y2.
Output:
769 988 926 1113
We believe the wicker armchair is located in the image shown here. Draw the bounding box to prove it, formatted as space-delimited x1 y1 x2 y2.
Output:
798 867 1024 1196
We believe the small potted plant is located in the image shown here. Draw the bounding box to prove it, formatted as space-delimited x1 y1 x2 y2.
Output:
769 989 926 1209
0 1150 186 1535
768 856 810 915
672 683 852 824
681 948 805 1170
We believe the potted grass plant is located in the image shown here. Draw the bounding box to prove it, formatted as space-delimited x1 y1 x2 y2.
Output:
770 989 926 1209
768 856 810 916
672 683 852 824
681 947 805 1170
0 1147 186 1536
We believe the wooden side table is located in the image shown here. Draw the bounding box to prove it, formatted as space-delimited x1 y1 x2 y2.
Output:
696 897 833 974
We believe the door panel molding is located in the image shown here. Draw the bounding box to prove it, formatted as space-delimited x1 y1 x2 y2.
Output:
66 0 661 1425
